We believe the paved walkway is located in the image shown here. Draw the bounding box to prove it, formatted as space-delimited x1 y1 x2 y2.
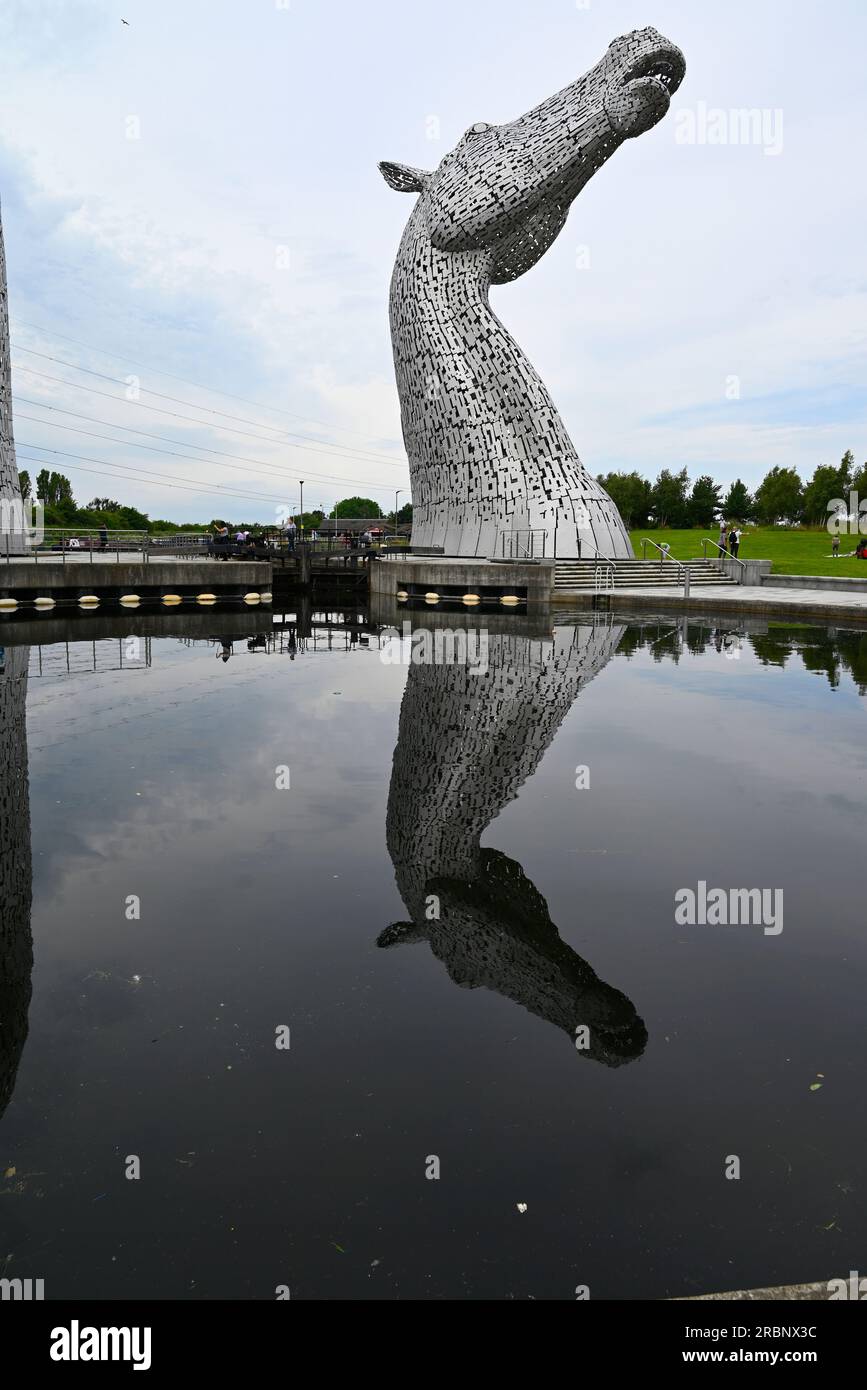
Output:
558 584 867 622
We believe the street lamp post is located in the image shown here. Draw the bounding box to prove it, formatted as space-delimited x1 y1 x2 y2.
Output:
299 481 304 538
394 489 403 537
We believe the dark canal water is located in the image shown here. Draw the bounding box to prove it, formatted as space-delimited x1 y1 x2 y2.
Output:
1 609 865 1300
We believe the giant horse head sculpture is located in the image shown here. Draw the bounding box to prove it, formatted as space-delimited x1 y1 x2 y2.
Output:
380 28 685 559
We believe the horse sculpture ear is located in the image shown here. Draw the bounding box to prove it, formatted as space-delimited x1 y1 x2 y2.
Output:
378 161 430 193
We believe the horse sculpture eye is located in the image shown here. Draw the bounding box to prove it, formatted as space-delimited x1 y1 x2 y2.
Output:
470 122 490 134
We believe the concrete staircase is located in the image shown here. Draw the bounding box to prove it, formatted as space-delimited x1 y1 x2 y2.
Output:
554 558 738 591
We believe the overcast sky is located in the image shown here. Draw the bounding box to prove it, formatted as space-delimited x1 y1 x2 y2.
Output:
0 0 864 522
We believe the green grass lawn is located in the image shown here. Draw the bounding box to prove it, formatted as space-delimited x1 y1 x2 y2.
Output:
627 527 867 578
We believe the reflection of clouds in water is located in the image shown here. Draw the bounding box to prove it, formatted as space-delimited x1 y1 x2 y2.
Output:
384 622 647 1066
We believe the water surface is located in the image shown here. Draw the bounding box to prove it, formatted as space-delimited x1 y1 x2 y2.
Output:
1 611 865 1299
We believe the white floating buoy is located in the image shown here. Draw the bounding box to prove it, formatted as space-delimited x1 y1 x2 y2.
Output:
463 593 481 605
78 595 99 607
396 590 409 601
162 593 183 605
119 595 140 606
500 595 521 606
244 592 260 604
196 593 217 603
34 596 57 609
0 598 17 612
424 592 440 603
259 592 272 603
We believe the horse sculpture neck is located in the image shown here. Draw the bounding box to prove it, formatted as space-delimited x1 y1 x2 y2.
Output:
388 202 631 559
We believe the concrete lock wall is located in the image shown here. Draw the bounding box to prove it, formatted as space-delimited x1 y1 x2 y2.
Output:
717 557 773 585
369 557 554 611
761 571 867 593
0 560 266 599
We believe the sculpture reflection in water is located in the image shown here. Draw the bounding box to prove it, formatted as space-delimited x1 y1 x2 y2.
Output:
0 646 32 1124
381 618 647 1066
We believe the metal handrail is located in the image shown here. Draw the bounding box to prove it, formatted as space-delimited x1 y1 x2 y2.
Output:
641 537 688 571
594 559 615 593
702 537 746 570
578 537 618 569
494 528 547 560
640 538 693 597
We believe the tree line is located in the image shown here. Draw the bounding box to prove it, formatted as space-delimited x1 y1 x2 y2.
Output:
16 472 414 533
598 451 866 529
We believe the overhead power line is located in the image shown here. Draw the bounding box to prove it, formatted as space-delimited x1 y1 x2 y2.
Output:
18 442 302 506
14 363 408 476
13 398 404 492
12 316 403 448
12 345 405 466
16 454 298 508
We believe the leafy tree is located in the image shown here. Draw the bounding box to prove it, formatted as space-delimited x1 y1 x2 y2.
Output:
88 497 123 511
688 475 723 528
753 466 803 524
850 459 867 499
330 497 383 519
597 471 652 528
49 471 74 505
18 469 30 499
803 452 853 526
650 467 690 529
117 505 150 530
722 478 753 521
35 470 76 508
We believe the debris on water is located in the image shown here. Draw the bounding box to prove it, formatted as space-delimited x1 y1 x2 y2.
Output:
516 1203 528 1214
331 1241 345 1253
4 1167 15 1179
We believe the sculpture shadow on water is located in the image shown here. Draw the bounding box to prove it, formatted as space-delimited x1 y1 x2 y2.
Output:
381 621 647 1066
